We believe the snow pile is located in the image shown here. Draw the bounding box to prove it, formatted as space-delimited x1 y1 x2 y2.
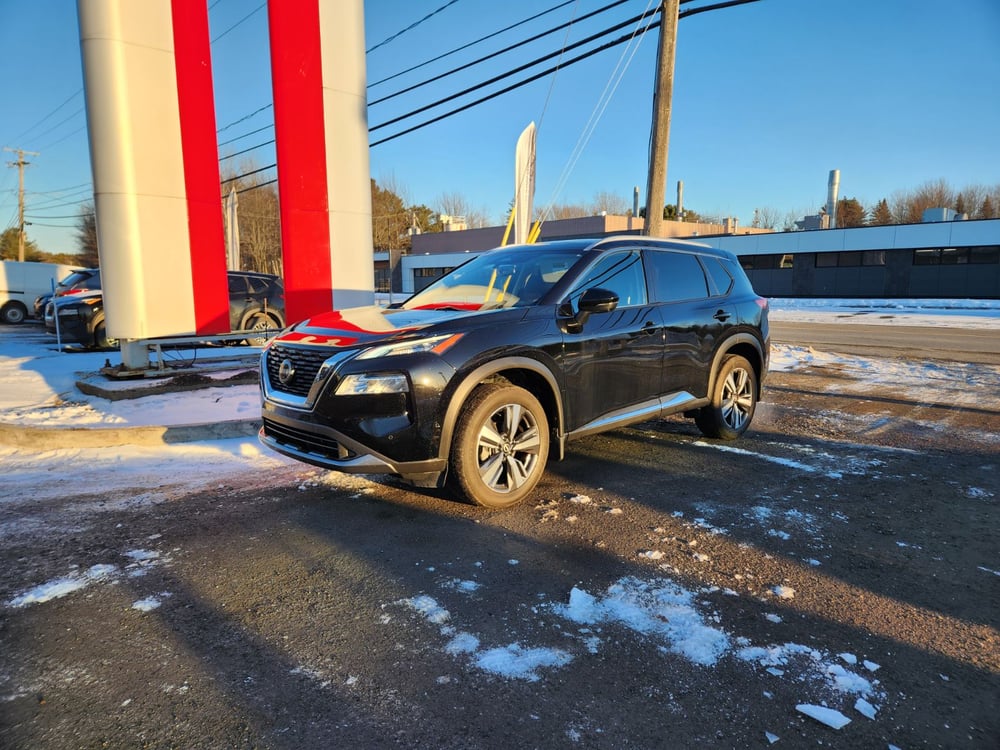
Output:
7 563 117 608
6 548 168 609
557 577 730 667
399 594 572 682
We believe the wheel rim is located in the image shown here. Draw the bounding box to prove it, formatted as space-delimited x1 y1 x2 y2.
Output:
720 367 754 430
475 402 542 494
247 316 271 345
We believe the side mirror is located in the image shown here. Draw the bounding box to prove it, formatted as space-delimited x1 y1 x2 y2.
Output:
561 287 619 332
578 287 619 315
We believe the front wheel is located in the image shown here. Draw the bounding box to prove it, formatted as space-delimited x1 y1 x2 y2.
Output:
695 354 757 440
448 383 549 509
93 319 118 350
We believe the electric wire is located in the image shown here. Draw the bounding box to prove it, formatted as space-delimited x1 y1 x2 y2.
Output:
370 14 661 147
366 0 462 54
12 89 82 143
370 6 658 133
368 0 631 106
540 0 657 222
218 123 273 147
368 0 576 88
211 2 265 44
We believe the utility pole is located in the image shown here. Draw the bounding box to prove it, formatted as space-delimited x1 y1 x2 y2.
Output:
642 0 679 237
4 147 40 261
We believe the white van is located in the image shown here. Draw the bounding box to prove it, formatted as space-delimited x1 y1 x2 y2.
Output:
0 261 85 324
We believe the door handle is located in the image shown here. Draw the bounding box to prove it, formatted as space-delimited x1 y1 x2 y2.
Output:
713 310 731 322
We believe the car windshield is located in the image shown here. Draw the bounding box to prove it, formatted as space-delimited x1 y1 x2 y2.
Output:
58 270 92 290
403 248 584 311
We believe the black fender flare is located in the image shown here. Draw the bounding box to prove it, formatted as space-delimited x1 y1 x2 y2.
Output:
438 356 565 464
707 333 766 398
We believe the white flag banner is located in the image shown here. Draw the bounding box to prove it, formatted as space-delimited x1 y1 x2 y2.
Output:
513 122 536 244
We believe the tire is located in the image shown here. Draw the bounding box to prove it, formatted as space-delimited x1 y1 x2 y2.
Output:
94 320 118 350
448 383 549 509
1 302 27 325
695 354 757 440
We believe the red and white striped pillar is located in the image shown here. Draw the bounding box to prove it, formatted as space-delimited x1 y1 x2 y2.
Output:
78 0 229 353
268 0 374 323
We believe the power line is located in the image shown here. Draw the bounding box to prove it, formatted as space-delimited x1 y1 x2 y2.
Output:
217 104 273 135
370 7 660 134
541 0 657 221
219 138 276 162
218 123 273 147
12 89 83 143
370 17 661 148
369 0 632 107
36 124 88 152
211 2 266 43
26 106 85 145
368 0 577 89
366 0 462 54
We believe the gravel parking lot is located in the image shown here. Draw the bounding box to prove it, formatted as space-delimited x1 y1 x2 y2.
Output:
1 330 998 749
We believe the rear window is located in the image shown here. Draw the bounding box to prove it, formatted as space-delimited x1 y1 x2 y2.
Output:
702 257 734 297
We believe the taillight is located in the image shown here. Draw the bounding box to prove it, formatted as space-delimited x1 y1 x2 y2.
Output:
754 297 769 310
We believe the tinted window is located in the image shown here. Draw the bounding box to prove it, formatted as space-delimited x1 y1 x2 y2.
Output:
569 250 646 307
645 250 709 303
970 246 1000 264
703 257 734 296
228 275 248 294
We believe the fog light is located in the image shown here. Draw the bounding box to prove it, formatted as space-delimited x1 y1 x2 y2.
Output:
335 372 409 395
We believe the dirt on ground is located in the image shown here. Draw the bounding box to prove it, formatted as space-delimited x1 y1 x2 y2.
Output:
1 358 997 749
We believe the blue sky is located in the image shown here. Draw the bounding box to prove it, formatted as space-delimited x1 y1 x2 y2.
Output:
1 0 998 256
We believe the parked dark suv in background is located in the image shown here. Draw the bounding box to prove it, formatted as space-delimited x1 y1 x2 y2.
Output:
46 271 285 349
259 237 769 508
33 268 101 319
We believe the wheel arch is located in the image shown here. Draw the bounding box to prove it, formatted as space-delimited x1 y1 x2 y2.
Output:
438 356 564 465
709 334 765 398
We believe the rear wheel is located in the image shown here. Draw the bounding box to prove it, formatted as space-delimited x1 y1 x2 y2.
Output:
695 354 757 440
1 301 27 325
448 383 549 509
244 312 279 346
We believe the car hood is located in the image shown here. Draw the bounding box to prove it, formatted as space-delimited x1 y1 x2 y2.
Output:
274 304 498 349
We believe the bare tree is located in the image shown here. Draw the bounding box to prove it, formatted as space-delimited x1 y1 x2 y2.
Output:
544 203 588 220
590 191 629 215
222 159 283 275
75 202 100 267
754 206 782 229
436 192 492 228
890 179 954 223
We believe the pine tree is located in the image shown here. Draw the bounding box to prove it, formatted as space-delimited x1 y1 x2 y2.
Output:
868 198 892 226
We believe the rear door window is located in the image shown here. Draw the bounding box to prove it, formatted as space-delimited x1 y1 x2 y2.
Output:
644 250 709 303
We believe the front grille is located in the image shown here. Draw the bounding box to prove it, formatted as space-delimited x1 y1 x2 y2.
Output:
265 343 330 397
263 417 356 461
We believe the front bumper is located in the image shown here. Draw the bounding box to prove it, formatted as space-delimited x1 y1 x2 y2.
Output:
259 407 447 486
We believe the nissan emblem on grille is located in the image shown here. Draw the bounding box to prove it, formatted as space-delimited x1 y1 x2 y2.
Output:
278 358 296 385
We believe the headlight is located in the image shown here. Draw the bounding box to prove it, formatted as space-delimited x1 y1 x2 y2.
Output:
57 307 81 317
356 332 464 360
335 372 409 395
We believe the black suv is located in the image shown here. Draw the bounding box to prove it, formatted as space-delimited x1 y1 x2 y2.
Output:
259 237 769 508
33 268 101 319
45 271 285 349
